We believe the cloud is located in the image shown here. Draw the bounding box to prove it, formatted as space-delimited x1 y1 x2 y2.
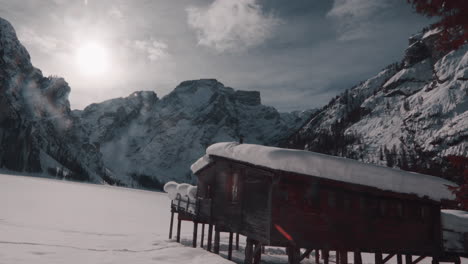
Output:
134 39 169 62
186 0 280 52
17 27 61 54
327 0 390 41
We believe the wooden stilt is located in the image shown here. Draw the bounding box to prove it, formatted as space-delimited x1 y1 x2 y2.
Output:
228 232 233 260
340 251 348 264
169 211 174 239
397 254 402 264
236 233 240 250
176 218 182 243
262 245 265 254
405 255 412 264
287 246 301 264
244 238 254 264
432 256 439 264
375 252 383 264
315 249 321 264
336 251 340 264
354 250 362 264
324 250 330 264
192 222 198 248
454 256 461 264
214 229 220 254
207 224 213 252
200 224 205 248
253 241 262 264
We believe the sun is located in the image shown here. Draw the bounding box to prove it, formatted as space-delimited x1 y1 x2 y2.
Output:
75 41 110 76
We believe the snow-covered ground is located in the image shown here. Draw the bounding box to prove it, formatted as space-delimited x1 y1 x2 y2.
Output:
0 173 231 264
1 172 467 264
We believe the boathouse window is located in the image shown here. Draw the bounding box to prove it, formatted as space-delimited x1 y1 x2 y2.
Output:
206 184 211 199
328 191 337 208
231 173 239 203
420 206 428 220
396 202 403 218
379 200 386 217
306 182 320 207
343 194 351 211
359 196 366 212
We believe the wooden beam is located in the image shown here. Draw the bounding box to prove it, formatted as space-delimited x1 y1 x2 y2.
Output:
176 218 182 243
169 211 174 239
354 250 362 264
383 253 395 263
315 249 321 264
192 222 198 248
375 252 383 264
397 254 402 264
200 224 205 248
214 229 220 254
412 256 426 264
431 257 439 264
287 246 301 264
236 233 240 250
244 238 254 264
405 255 412 264
300 248 314 261
228 232 233 260
207 224 213 252
340 251 348 264
323 250 330 264
253 241 262 264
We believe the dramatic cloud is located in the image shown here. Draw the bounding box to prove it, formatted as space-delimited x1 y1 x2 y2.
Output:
186 0 280 52
327 0 390 41
134 39 169 62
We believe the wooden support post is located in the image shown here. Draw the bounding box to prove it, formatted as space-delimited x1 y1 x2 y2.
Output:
176 218 182 243
244 238 254 264
405 255 412 264
383 254 395 263
340 251 348 264
236 233 240 250
169 211 174 239
192 222 198 248
253 241 262 264
375 252 383 264
336 251 340 264
200 224 205 248
454 256 461 264
397 254 402 264
262 245 265 254
354 250 362 264
214 229 220 254
323 250 330 264
287 246 301 264
432 256 439 264
207 224 213 252
315 249 321 264
228 232 233 260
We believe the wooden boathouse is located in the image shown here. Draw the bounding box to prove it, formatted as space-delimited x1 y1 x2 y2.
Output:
168 142 465 264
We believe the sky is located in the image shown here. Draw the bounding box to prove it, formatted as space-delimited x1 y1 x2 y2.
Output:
0 0 432 112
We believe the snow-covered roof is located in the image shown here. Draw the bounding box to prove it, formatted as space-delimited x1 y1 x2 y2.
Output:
442 210 468 233
191 142 456 201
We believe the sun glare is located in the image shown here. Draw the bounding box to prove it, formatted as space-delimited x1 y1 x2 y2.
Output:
75 41 110 76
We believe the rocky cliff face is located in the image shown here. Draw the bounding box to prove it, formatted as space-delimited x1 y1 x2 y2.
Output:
74 79 312 187
286 29 467 183
0 17 106 181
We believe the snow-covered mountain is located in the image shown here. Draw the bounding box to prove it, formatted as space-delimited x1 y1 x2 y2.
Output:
0 17 106 182
286 29 467 183
73 79 312 187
